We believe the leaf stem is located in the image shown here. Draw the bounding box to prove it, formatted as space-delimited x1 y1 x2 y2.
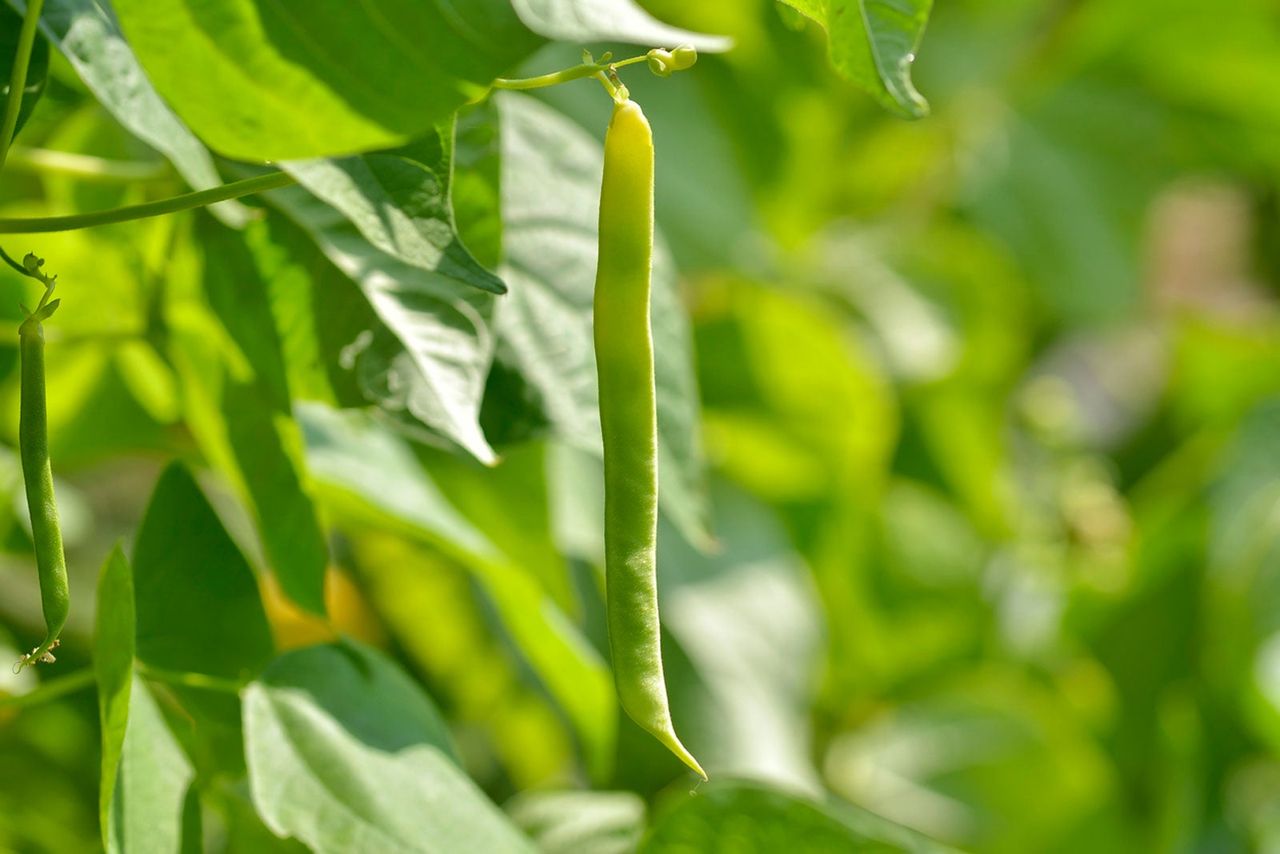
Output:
0 171 296 233
0 0 46 172
0 667 94 711
493 63 604 90
7 146 170 183
138 664 243 694
492 52 652 92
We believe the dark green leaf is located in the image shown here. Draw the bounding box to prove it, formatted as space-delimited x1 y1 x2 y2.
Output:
110 0 542 160
244 642 535 853
778 0 932 118
94 544 134 852
15 0 248 224
132 462 273 680
196 217 331 615
267 144 500 462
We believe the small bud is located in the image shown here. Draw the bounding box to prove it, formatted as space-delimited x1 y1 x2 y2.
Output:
670 45 697 70
22 253 42 275
647 48 673 77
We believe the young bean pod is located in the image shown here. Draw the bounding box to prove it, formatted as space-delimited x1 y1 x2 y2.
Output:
14 268 67 672
593 98 705 779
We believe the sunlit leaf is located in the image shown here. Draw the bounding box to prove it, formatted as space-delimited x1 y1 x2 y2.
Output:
110 0 541 160
245 642 535 852
777 0 931 118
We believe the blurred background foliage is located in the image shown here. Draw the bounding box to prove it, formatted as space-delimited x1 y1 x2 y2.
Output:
4 0 1280 851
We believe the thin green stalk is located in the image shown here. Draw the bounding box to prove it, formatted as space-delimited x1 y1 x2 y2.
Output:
0 667 94 710
7 146 169 183
0 0 46 172
493 52 651 92
493 63 603 90
0 171 296 233
139 664 243 694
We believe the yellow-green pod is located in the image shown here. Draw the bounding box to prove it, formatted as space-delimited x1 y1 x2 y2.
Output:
16 299 68 670
593 98 705 780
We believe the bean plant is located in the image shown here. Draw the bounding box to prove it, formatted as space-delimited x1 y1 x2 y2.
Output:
3 1 1280 852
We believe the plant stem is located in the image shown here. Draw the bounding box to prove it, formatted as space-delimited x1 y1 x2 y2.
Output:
493 63 604 90
0 0 46 173
493 52 653 92
7 146 169 183
139 664 243 694
0 667 94 711
0 171 296 233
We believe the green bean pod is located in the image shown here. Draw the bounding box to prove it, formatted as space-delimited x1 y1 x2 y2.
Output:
16 299 67 670
593 98 705 779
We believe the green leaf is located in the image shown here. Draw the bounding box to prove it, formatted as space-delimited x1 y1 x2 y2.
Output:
132 462 273 681
110 0 541 161
506 791 646 854
244 642 535 853
0 3 48 141
13 0 249 225
106 676 197 854
640 781 955 853
495 93 709 545
266 143 500 463
298 403 616 780
94 544 135 853
283 146 507 296
510 0 730 52
193 217 331 615
778 0 932 118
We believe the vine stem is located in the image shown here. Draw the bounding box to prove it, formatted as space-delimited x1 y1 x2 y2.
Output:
0 0 46 172
0 170 296 233
138 664 243 694
492 53 649 92
7 146 169 183
0 667 94 711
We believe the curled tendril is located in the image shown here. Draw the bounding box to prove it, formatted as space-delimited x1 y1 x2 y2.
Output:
12 639 59 674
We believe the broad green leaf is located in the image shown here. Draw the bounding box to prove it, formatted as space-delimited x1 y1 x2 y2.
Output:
190 217 331 615
506 791 645 854
10 0 248 224
132 462 273 680
94 544 135 853
0 3 48 141
244 642 535 853
110 0 541 160
641 781 955 853
107 676 197 854
510 0 729 52
298 403 615 780
283 145 507 296
495 93 709 545
778 0 932 118
266 147 500 462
